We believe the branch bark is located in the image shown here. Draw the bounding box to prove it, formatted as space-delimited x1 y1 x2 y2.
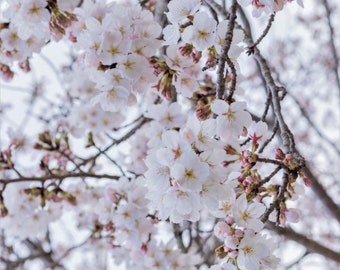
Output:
303 165 340 223
0 172 120 184
216 0 238 101
322 0 340 96
266 222 340 263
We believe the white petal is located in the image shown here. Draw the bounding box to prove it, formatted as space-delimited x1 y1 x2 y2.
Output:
211 99 228 115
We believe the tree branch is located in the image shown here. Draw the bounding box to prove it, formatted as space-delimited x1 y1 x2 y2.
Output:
288 92 340 155
322 0 340 96
266 222 340 262
247 13 276 54
216 0 238 101
303 165 340 223
0 172 120 184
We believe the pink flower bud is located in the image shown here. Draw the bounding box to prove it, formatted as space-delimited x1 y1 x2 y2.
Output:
234 229 243 238
303 177 312 187
0 63 14 81
141 243 148 254
275 148 285 160
226 216 234 225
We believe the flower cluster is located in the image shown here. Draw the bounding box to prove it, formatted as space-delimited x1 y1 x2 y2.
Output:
66 1 161 122
0 0 77 71
0 0 311 269
142 100 285 269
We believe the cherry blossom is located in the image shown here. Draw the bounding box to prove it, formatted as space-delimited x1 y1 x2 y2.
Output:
233 194 266 232
0 0 332 269
170 151 209 192
165 0 201 25
145 103 186 129
237 233 269 270
162 186 202 223
211 100 252 141
182 11 217 51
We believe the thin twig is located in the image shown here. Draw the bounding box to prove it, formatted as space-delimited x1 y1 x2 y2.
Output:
203 0 229 20
258 121 279 153
258 165 281 187
0 172 120 184
261 172 289 223
247 13 276 55
83 117 150 165
288 92 340 155
261 91 272 122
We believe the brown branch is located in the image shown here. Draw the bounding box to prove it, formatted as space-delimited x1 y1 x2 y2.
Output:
257 157 287 169
51 233 93 267
216 0 238 101
173 223 186 253
257 165 281 187
253 49 305 169
247 13 275 55
237 7 304 167
258 121 279 153
253 54 287 150
266 222 340 262
303 165 340 223
204 0 218 23
261 172 289 223
237 3 340 263
83 117 150 164
0 172 120 184
203 0 229 20
288 92 340 155
154 0 168 29
322 0 340 96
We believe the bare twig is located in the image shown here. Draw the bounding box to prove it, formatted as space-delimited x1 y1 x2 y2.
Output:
0 172 120 184
203 0 229 19
285 251 309 269
247 13 276 55
258 121 279 153
261 91 272 122
258 165 281 187
83 117 149 164
288 92 340 155
261 172 289 223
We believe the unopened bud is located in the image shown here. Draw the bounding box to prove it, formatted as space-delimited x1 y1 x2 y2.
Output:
224 145 237 155
303 177 312 187
0 204 8 217
0 63 14 81
215 245 227 259
195 104 211 120
275 148 285 160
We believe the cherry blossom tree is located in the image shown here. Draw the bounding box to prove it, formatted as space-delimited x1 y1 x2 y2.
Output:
0 0 339 269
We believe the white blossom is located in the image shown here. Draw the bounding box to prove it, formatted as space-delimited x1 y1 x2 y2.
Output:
233 194 266 232
182 11 217 51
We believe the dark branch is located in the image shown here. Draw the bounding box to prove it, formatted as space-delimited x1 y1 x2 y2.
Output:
266 222 340 262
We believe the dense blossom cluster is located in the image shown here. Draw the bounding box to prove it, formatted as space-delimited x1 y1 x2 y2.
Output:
0 0 315 270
